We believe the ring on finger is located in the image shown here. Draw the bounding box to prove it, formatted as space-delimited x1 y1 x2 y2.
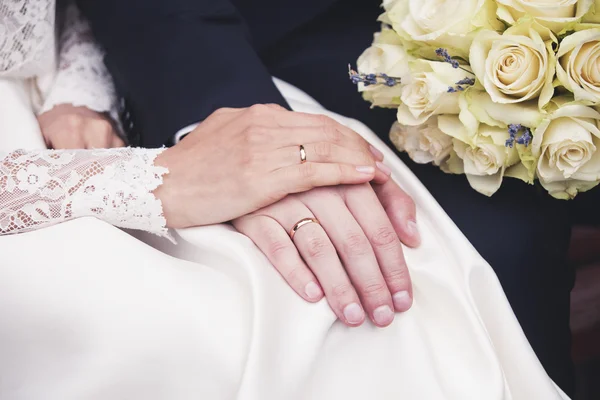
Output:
290 217 320 240
299 145 307 164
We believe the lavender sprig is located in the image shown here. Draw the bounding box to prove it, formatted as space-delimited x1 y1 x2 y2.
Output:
435 48 475 76
435 48 460 69
447 77 476 93
505 124 532 148
348 65 401 87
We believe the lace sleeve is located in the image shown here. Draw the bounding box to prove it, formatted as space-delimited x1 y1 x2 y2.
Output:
39 1 119 124
0 148 170 238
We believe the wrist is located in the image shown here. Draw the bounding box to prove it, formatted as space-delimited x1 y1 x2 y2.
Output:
153 148 189 229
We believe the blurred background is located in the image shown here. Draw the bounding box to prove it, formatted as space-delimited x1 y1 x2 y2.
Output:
568 226 600 400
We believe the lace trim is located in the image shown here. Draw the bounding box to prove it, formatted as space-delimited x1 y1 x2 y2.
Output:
0 0 55 78
40 1 120 127
0 148 170 238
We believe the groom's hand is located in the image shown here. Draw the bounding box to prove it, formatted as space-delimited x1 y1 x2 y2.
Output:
233 179 420 328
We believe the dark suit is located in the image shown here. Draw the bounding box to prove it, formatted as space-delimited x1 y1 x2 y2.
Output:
77 0 577 394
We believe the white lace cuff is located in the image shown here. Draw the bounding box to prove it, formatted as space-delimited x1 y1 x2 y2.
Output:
0 148 170 238
40 2 120 129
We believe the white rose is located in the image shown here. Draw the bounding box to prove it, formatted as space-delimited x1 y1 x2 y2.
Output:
470 23 556 108
556 29 600 105
438 116 520 196
497 0 594 33
389 117 453 166
532 100 600 198
583 0 600 22
386 0 503 56
356 29 413 108
396 60 464 126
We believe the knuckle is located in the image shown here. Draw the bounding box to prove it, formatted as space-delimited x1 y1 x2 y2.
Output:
305 236 331 259
313 142 332 160
383 266 410 286
331 283 354 299
247 104 269 118
283 267 305 286
370 227 399 249
266 237 291 259
341 232 372 258
65 115 84 130
361 281 388 297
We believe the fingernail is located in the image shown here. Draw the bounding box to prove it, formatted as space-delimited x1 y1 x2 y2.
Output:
304 282 323 300
356 166 375 174
343 303 364 325
407 220 421 243
373 305 394 326
376 161 392 176
369 145 385 160
393 291 413 312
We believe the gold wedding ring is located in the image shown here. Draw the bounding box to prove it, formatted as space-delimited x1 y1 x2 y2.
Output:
299 145 307 164
290 217 320 240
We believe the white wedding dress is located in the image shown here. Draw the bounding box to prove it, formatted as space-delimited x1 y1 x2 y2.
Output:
0 2 571 399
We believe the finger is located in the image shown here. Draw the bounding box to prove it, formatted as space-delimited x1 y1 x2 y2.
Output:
233 214 324 303
372 180 421 248
272 143 389 183
299 188 395 326
85 131 113 149
342 184 413 312
266 124 376 157
111 135 126 148
245 108 382 159
273 163 375 194
48 132 85 150
264 198 365 327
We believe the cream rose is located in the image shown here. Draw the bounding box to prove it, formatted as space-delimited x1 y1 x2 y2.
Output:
583 0 600 22
389 117 453 166
470 23 556 108
438 116 520 196
356 29 413 108
556 29 600 105
496 0 593 33
396 60 464 126
532 100 600 198
386 0 503 56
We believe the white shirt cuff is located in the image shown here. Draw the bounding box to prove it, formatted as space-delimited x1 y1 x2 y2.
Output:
174 122 199 143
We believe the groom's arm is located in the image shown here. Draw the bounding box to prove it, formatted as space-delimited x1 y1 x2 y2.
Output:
76 0 288 147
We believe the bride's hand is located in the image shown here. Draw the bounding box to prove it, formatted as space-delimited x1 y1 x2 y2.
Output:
154 104 391 228
38 104 125 149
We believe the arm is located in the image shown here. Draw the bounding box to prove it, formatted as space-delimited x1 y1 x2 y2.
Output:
76 0 288 147
37 1 125 150
0 148 169 237
1 106 383 236
40 1 120 124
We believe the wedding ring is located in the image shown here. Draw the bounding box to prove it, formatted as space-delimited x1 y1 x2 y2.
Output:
299 145 307 164
290 217 320 240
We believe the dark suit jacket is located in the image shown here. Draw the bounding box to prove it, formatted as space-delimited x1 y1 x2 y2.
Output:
76 0 348 147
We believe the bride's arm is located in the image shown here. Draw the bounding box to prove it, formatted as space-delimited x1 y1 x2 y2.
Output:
0 148 169 237
38 0 125 149
0 106 383 237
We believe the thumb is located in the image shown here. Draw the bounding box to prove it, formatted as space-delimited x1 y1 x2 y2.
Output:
372 179 421 248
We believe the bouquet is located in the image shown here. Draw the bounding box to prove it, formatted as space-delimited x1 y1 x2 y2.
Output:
350 0 600 199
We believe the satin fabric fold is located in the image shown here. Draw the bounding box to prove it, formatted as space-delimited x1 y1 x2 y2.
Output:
0 78 569 399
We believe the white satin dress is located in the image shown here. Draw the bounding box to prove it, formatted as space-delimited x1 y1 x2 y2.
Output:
0 72 572 398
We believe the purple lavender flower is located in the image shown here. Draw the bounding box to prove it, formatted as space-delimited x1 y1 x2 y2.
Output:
347 65 401 87
506 124 532 148
436 48 459 68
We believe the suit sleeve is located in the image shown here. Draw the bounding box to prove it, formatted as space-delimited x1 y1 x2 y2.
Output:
76 0 288 148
